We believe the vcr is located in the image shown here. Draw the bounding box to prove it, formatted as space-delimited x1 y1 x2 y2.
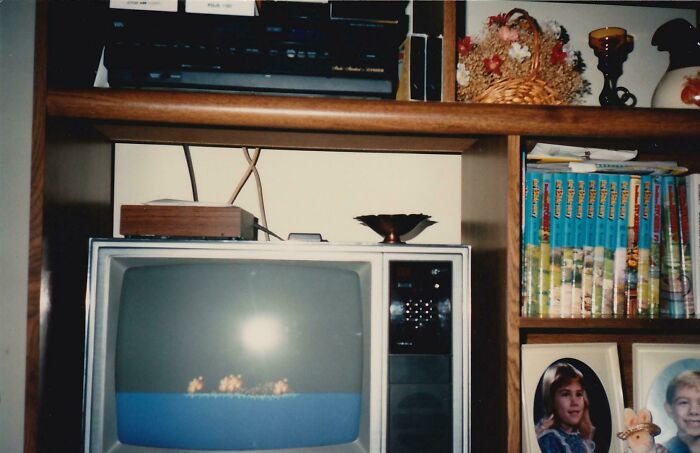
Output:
104 6 408 98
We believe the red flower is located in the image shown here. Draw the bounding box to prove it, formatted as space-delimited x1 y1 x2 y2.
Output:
550 41 567 65
681 75 700 107
488 13 508 27
483 54 503 76
457 36 472 56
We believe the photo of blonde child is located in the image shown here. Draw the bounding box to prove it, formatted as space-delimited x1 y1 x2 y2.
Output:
535 360 612 453
644 357 700 452
663 370 700 453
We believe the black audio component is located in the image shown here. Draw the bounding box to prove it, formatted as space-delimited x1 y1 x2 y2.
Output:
104 4 408 98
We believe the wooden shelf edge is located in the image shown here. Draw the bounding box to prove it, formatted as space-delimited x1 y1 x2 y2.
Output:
48 88 700 139
89 122 478 153
520 317 700 331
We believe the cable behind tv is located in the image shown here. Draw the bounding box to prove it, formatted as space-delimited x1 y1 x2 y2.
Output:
183 145 277 241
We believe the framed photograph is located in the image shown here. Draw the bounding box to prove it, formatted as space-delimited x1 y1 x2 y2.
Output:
633 343 700 450
522 343 625 453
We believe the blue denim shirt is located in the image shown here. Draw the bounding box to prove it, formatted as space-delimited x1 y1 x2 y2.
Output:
665 436 691 453
537 428 596 453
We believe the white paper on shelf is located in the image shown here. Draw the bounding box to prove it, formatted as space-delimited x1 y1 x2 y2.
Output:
109 0 178 12
525 162 570 171
93 47 109 88
568 160 687 175
185 0 258 16
528 143 637 162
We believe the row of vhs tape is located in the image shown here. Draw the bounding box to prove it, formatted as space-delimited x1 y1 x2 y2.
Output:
522 171 700 318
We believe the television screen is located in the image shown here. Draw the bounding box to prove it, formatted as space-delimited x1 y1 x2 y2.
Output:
111 260 368 450
85 240 470 453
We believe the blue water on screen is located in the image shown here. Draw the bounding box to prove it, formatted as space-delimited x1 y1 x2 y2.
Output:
116 392 361 450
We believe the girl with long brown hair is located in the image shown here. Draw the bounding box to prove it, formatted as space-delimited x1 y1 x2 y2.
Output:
536 362 596 453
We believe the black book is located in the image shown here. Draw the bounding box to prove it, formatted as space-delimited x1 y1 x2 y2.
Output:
412 0 443 36
409 34 426 101
426 35 442 101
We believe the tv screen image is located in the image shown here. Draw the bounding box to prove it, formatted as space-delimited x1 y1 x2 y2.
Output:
115 262 364 450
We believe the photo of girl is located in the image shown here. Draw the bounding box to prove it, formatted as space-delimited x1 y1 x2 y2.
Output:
534 359 613 453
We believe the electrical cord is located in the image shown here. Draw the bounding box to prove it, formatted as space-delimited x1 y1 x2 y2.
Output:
228 147 261 204
244 147 270 241
228 147 278 241
254 222 284 241
183 145 199 202
181 144 281 241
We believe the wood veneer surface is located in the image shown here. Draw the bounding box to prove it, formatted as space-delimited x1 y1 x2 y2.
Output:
25 1 47 450
506 136 522 453
461 136 511 452
521 317 700 330
442 1 456 102
37 121 114 452
94 123 478 153
48 88 700 139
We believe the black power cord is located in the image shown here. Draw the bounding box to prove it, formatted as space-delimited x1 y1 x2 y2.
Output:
183 144 199 202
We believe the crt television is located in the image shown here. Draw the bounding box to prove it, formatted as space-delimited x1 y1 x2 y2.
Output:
83 239 471 452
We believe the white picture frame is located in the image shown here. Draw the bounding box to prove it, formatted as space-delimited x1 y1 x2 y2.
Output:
522 343 625 453
632 343 700 447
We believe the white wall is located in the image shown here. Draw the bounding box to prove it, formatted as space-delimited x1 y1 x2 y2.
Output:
0 0 35 450
114 144 462 244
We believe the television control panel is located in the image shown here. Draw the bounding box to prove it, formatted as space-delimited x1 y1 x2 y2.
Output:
387 260 454 452
388 261 452 355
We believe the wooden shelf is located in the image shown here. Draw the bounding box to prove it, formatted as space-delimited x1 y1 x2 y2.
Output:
39 88 700 453
520 317 700 332
32 3 700 450
48 88 700 145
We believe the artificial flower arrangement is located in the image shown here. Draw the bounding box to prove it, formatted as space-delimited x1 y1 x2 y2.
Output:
456 8 590 105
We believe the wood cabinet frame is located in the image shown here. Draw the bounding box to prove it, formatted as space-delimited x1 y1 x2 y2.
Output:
25 2 700 452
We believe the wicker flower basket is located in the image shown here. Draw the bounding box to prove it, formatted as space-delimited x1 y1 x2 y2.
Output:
457 8 587 105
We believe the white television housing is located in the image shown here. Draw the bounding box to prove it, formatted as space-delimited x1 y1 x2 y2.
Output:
84 239 471 452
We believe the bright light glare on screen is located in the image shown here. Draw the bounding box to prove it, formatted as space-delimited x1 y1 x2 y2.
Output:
241 316 283 353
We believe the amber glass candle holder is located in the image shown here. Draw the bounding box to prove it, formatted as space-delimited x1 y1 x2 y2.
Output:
589 27 637 107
